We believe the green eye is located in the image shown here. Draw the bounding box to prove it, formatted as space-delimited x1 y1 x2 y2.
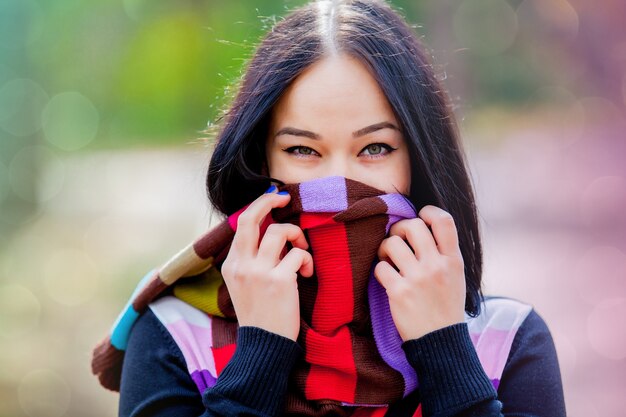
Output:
363 143 395 157
367 144 382 154
283 146 319 157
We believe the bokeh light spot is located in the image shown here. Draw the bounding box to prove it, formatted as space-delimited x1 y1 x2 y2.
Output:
0 284 40 339
123 0 152 21
0 161 8 204
18 369 71 417
9 145 66 203
574 245 626 306
517 0 579 39
453 0 518 56
551 331 577 378
526 86 585 144
579 96 624 126
579 176 626 228
43 249 98 307
0 0 44 50
567 398 600 417
0 233 48 286
0 64 18 102
42 91 99 151
622 73 626 107
0 78 48 136
587 298 626 360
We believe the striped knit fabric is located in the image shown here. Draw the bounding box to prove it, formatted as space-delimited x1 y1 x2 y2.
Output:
91 175 531 416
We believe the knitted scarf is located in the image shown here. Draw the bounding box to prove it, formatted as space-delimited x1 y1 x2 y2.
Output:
91 175 531 416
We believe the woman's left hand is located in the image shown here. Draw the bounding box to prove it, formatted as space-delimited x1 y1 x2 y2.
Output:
374 205 466 342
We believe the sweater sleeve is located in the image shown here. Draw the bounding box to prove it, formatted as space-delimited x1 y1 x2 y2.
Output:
118 308 302 417
400 308 566 417
497 308 567 416
401 322 501 417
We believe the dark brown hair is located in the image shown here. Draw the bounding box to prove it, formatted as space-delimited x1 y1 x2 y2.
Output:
205 0 484 316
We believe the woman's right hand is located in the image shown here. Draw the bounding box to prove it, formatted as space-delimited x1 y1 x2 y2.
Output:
220 186 314 341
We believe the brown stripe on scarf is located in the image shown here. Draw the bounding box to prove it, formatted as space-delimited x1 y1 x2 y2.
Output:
214 240 233 265
344 198 388 328
352 333 405 404
131 275 169 311
193 220 234 259
283 396 356 417
297 246 318 329
344 199 405 403
217 282 236 318
287 324 313 416
272 182 304 221
295 280 316 408
211 315 238 349
91 339 125 391
346 177 381 205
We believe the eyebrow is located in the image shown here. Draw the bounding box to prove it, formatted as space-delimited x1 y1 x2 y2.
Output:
274 121 400 140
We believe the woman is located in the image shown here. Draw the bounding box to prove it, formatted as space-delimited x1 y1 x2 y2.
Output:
95 1 566 415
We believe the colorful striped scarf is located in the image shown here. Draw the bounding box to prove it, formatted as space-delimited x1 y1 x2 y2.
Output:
91 175 531 416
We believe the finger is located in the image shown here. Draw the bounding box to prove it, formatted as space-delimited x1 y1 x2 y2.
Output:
232 190 291 256
377 235 418 276
389 218 439 260
416 205 460 257
275 247 314 278
374 260 399 290
257 223 309 265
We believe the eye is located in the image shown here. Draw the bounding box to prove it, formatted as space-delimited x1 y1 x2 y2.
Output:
282 146 320 158
360 143 396 158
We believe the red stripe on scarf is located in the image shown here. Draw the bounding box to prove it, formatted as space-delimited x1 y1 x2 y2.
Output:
212 344 236 376
228 202 274 246
303 216 357 402
305 327 357 401
299 212 337 229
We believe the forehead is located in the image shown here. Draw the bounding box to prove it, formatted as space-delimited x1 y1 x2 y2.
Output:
269 55 397 130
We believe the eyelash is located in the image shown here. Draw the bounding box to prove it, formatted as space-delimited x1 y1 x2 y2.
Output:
282 143 397 160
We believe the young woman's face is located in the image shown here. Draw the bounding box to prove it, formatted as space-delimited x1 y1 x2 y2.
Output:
265 54 412 195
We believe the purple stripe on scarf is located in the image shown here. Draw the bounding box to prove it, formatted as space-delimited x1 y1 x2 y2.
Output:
299 176 348 213
368 194 419 397
492 378 500 391
368 272 418 396
379 194 417 229
190 369 218 393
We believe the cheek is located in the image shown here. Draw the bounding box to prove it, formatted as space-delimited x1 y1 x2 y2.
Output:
265 144 283 177
388 150 411 194
265 151 310 184
401 160 412 193
358 165 410 195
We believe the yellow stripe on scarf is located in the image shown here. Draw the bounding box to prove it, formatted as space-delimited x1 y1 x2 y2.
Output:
173 265 227 317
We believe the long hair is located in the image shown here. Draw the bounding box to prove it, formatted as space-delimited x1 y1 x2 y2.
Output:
205 0 484 316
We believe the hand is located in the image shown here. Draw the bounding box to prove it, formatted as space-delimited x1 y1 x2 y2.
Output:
220 187 314 341
374 205 466 341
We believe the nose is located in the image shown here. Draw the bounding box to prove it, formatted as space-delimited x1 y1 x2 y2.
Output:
326 157 352 179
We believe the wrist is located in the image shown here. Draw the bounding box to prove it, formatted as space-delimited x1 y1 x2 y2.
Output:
209 326 302 415
401 323 496 415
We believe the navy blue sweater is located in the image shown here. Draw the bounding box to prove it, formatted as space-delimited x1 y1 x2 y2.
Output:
118 300 566 417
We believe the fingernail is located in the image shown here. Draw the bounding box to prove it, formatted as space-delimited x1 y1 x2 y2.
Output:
277 190 289 196
265 185 277 194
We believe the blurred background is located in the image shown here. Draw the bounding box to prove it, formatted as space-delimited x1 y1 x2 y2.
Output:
0 0 624 416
